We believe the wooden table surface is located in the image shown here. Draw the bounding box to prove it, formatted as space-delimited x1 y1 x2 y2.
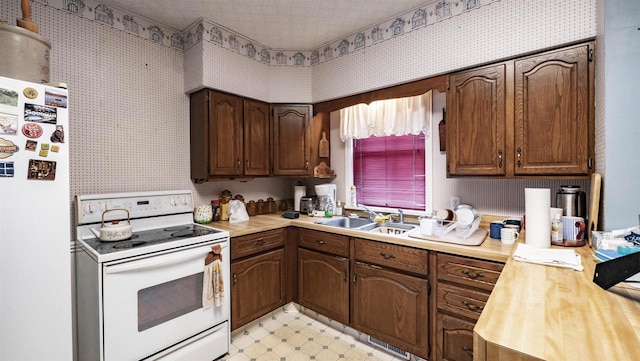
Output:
474 239 640 361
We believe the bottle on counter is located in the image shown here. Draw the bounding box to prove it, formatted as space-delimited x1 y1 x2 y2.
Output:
350 185 357 207
551 214 563 245
211 200 221 222
324 198 334 218
335 200 343 216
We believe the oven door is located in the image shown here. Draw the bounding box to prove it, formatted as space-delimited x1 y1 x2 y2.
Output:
102 240 230 361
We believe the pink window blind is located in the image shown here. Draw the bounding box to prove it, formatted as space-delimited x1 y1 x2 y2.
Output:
353 133 426 210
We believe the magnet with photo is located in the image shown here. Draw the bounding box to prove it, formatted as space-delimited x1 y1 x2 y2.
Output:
27 159 56 180
0 87 19 115
50 125 64 143
0 138 19 159
22 123 43 138
24 103 57 124
0 161 14 177
45 90 67 108
25 139 37 151
0 113 18 135
51 145 59 152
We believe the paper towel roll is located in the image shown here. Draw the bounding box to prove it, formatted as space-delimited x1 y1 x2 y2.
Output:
525 188 551 248
294 185 306 211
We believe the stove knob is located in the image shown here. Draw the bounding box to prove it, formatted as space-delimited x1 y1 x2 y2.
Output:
85 204 95 214
181 197 189 206
170 198 177 206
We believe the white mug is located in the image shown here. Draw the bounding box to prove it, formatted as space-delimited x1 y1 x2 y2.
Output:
501 228 519 245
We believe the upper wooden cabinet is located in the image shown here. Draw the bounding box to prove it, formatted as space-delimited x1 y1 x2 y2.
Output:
190 89 270 181
272 104 313 176
446 42 594 178
446 63 508 176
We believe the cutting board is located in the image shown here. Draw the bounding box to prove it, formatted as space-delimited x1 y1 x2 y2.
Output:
588 172 602 248
408 227 488 246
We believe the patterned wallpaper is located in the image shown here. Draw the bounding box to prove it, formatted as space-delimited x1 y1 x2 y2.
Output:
29 0 499 67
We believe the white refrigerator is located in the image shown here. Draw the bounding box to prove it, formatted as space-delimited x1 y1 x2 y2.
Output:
0 75 73 360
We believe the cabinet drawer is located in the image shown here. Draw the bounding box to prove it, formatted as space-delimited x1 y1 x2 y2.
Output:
231 229 284 260
298 229 349 257
354 238 428 276
437 253 503 291
437 282 489 321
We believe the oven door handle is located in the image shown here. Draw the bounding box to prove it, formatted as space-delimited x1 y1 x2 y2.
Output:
105 242 228 274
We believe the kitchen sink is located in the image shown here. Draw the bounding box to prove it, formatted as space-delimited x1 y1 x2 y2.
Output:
365 222 418 235
315 217 374 229
315 217 417 236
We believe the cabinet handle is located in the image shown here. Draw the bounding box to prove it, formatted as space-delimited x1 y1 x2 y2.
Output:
305 160 309 169
462 347 473 357
517 147 522 167
380 252 395 260
343 270 347 282
353 274 357 285
461 269 484 279
461 300 484 311
245 160 250 170
316 240 326 245
233 273 237 286
254 239 265 246
236 159 241 169
498 149 503 168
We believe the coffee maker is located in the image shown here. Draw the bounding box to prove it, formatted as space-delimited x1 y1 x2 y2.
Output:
314 184 337 212
556 185 586 218
300 196 316 215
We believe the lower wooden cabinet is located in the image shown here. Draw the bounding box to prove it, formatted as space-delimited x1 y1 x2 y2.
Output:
435 313 475 361
352 262 429 358
231 248 285 330
298 248 349 325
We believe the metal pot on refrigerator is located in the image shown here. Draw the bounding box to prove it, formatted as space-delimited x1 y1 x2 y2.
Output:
556 185 586 218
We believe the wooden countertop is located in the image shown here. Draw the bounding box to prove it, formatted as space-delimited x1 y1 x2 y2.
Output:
474 240 640 361
205 213 513 263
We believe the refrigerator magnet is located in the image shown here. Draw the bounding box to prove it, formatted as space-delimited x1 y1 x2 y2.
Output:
44 90 67 108
39 149 48 157
24 103 57 124
27 159 56 180
50 125 64 143
0 138 19 158
0 113 18 135
51 145 59 152
0 161 14 177
23 87 38 99
22 123 43 138
25 140 37 151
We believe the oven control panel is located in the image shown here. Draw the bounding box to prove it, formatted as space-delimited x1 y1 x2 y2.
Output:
76 190 193 224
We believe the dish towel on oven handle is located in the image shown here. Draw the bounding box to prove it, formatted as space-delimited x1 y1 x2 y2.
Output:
203 244 224 309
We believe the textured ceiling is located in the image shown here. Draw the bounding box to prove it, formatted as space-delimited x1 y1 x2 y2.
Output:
102 0 433 50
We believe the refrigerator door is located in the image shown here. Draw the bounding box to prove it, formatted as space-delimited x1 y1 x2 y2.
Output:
0 75 72 360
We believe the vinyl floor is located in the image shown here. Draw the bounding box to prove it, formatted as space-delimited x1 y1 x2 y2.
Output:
218 304 406 361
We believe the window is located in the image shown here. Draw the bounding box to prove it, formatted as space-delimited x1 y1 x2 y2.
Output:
353 133 426 210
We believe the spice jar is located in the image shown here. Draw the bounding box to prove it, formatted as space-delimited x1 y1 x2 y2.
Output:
246 200 257 216
256 199 265 215
266 197 277 213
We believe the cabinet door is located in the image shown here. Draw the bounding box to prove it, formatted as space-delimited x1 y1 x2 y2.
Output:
244 100 270 176
514 44 591 175
298 248 349 325
352 263 429 358
447 63 507 176
272 105 312 176
209 91 244 176
435 312 475 361
231 249 285 330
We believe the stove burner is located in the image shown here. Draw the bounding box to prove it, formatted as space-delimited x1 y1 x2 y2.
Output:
164 226 190 232
112 237 147 249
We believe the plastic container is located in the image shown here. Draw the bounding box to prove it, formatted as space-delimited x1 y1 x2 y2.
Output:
551 214 563 245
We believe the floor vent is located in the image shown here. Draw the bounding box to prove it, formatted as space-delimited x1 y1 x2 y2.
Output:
367 336 411 360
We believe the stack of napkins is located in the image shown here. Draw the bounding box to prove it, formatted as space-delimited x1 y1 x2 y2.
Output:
513 243 584 271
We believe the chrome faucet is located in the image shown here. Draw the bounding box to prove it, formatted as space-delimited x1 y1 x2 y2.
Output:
359 204 380 220
396 209 404 224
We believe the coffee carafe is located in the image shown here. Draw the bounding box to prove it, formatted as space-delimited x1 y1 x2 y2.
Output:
556 185 586 218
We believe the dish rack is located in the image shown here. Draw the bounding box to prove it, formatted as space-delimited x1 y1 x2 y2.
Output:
436 217 481 239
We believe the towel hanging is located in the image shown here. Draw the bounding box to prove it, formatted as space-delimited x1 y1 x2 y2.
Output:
203 245 224 309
